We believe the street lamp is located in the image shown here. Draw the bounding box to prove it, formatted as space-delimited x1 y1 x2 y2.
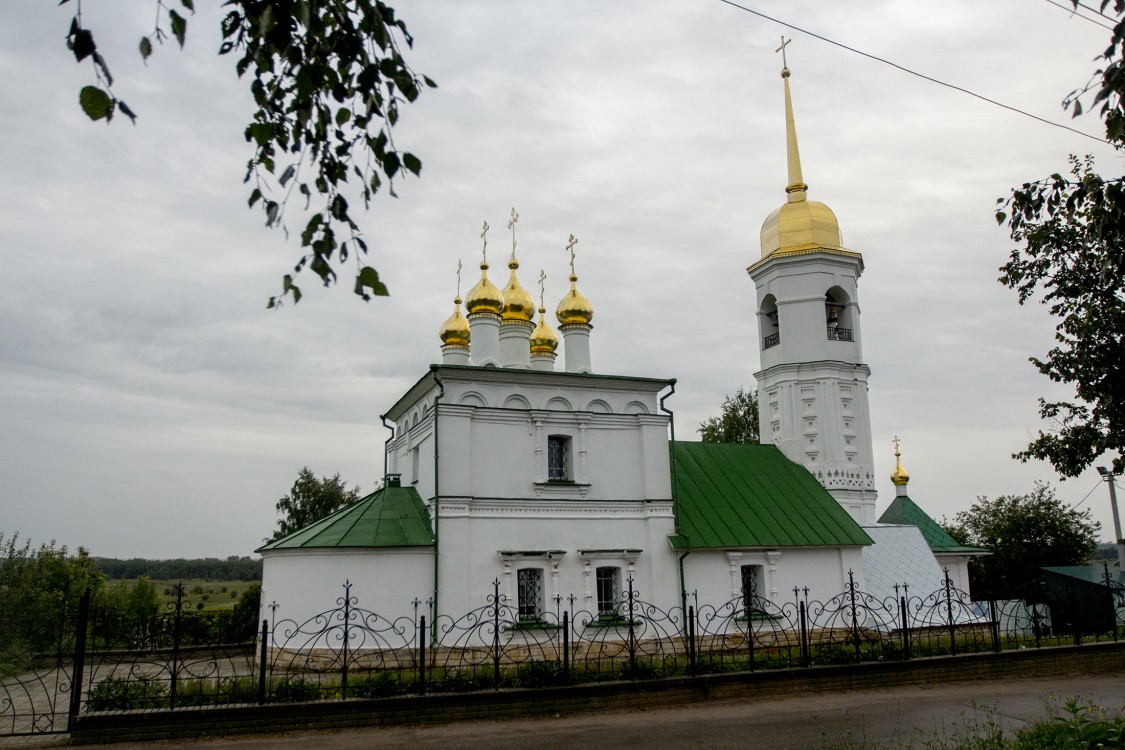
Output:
1097 466 1124 569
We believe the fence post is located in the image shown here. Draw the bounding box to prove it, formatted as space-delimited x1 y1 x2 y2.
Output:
341 581 351 700
989 600 1000 653
687 606 695 676
1105 562 1119 643
627 577 637 679
418 615 427 695
943 570 956 656
799 601 809 668
170 583 183 709
847 570 861 660
899 596 911 661
66 587 91 731
257 619 268 704
561 610 570 684
492 579 501 689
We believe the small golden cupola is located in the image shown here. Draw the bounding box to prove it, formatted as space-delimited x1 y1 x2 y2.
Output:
466 221 503 367
891 435 910 496
530 270 559 372
439 261 471 365
759 41 844 259
500 209 535 323
555 235 594 327
464 260 504 316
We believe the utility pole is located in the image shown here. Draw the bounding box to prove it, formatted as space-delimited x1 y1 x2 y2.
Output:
1097 466 1125 569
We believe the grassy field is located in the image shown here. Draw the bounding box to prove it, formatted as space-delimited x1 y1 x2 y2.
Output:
106 578 259 613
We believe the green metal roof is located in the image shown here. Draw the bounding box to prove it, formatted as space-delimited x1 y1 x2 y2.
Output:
877 494 985 554
257 482 434 552
671 442 873 549
1043 565 1125 587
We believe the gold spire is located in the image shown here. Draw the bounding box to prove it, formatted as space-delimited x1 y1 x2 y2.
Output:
555 234 593 326
439 261 470 347
530 270 558 354
500 208 535 322
758 38 844 260
464 220 505 315
891 435 910 486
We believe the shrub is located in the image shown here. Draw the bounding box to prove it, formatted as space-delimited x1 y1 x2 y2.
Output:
86 676 167 711
269 677 320 703
351 672 408 698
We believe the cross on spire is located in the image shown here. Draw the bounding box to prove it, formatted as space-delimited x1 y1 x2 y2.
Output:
538 269 546 309
456 259 462 297
566 234 578 275
480 220 490 264
776 35 791 69
507 208 520 260
892 435 901 455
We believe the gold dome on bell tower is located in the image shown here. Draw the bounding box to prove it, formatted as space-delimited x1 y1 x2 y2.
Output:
758 40 845 260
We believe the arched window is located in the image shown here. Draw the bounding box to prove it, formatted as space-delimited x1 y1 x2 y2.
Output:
760 295 779 349
825 288 853 342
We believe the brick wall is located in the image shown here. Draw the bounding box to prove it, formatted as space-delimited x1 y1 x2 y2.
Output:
69 642 1125 745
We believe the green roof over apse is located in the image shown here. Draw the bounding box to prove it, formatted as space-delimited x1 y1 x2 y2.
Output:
877 494 985 554
257 481 434 552
670 442 873 549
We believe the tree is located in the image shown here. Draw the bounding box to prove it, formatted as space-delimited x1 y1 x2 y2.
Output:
0 533 104 658
995 1 1125 477
271 467 361 540
944 483 1100 599
61 0 435 307
698 387 760 444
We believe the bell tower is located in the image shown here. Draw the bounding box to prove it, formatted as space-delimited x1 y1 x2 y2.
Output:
749 40 876 523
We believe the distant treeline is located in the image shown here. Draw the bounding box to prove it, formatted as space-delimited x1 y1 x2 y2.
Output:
94 556 262 581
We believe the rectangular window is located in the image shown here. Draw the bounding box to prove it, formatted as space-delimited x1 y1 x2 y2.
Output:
517 568 543 620
596 566 619 615
410 446 420 485
547 435 570 481
741 565 763 613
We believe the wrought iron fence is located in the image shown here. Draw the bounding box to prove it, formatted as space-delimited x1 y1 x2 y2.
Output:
4 565 1125 736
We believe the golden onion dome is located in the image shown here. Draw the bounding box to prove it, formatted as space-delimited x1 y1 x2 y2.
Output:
891 448 910 487
464 262 504 316
556 274 594 326
501 258 535 322
439 296 470 347
759 198 843 258
530 305 559 353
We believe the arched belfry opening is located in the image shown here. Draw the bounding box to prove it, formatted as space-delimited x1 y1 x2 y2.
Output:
825 287 853 342
760 295 780 350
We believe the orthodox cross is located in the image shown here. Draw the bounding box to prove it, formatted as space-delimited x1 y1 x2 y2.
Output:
507 208 520 259
566 234 578 275
892 435 901 455
456 259 462 297
776 35 791 68
538 269 546 309
480 220 490 263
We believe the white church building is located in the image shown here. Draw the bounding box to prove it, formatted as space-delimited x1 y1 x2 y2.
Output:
257 60 979 629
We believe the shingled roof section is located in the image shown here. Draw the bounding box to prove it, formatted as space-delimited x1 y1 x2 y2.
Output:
877 494 985 554
671 441 873 549
257 482 434 552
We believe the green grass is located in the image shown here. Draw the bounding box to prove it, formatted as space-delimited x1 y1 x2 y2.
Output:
105 578 258 613
819 700 1125 750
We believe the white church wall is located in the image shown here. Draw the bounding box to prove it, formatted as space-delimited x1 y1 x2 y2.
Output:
260 548 434 633
684 546 865 611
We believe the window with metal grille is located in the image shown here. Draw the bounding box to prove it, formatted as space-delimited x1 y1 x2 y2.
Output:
596 566 619 615
547 435 569 480
517 568 543 620
741 565 762 613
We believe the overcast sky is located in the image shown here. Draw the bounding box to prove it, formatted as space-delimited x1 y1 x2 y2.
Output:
2 0 1122 559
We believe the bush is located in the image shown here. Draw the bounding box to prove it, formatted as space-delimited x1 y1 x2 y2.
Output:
268 677 320 703
86 676 167 711
351 672 408 698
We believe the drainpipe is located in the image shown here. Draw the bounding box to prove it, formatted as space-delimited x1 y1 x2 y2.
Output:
429 366 445 643
379 414 394 480
659 381 691 624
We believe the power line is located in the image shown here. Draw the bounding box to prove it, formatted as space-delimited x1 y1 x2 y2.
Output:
1074 477 1105 509
717 0 1110 145
1044 0 1117 30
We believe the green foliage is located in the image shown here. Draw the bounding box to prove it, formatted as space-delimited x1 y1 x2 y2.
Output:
698 387 760 444
996 2 1125 477
271 467 361 540
0 532 103 659
947 483 1100 599
93 577 160 649
95 555 262 581
351 671 408 698
268 677 320 703
59 0 435 306
86 676 168 712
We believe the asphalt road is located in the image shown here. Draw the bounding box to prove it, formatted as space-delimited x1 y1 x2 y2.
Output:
4 673 1125 749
